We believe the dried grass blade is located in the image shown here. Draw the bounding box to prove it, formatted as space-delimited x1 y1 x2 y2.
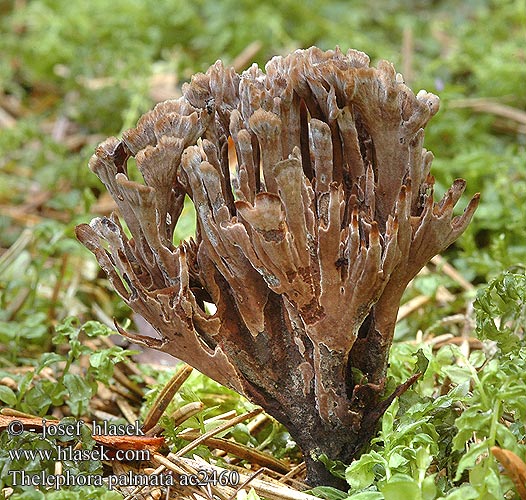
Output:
178 430 289 473
142 364 193 432
491 446 526 500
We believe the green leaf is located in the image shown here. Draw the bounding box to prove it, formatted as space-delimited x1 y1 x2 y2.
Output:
467 350 486 369
36 352 65 372
381 400 395 436
82 320 114 337
421 475 437 500
0 385 17 406
387 451 408 469
21 382 53 415
236 489 262 500
46 492 80 500
346 452 385 491
380 474 421 500
63 373 95 416
307 486 349 499
91 490 123 500
347 493 384 500
53 316 80 345
9 490 46 500
441 365 472 385
413 348 430 376
454 440 488 481
317 453 347 480
474 271 526 354
469 462 503 500
439 484 479 500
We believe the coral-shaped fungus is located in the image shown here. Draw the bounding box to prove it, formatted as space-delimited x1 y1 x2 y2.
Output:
77 47 478 486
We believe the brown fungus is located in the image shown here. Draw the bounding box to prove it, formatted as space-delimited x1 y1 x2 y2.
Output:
76 47 478 487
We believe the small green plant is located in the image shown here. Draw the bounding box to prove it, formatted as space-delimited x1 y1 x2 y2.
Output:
0 318 135 417
0 318 136 495
474 269 526 355
6 487 123 500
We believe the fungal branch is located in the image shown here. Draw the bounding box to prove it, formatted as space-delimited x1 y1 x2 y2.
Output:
76 47 478 487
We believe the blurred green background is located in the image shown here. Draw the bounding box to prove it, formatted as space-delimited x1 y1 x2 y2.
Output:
0 0 525 350
0 1 525 498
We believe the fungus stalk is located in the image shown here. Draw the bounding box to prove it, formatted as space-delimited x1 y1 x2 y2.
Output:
76 47 478 487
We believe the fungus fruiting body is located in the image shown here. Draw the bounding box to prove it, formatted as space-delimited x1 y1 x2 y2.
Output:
77 47 478 487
